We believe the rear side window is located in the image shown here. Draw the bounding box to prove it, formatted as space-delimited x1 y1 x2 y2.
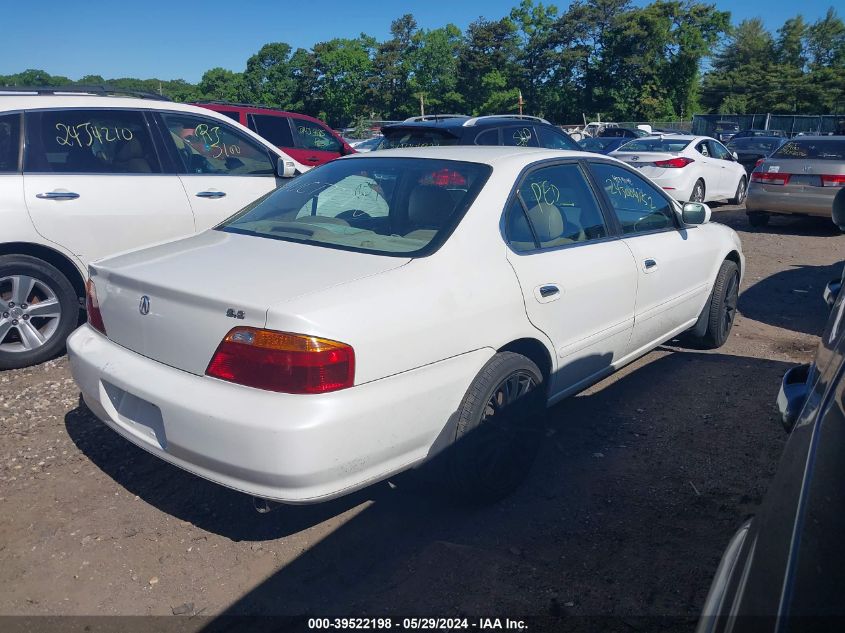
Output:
217 110 240 122
249 114 294 147
772 140 845 160
0 113 21 172
536 126 580 150
381 128 460 149
589 162 676 235
25 109 161 174
294 119 341 153
502 126 540 148
507 163 608 250
474 128 500 145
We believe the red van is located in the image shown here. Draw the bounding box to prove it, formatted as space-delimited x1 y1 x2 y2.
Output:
192 102 355 167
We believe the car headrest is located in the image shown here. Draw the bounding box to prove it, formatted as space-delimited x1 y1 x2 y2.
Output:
408 185 456 228
116 138 145 161
525 203 564 242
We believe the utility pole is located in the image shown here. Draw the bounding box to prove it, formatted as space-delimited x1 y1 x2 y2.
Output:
419 93 425 117
518 90 524 116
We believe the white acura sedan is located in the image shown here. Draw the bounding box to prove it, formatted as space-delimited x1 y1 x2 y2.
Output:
68 147 744 504
610 135 749 204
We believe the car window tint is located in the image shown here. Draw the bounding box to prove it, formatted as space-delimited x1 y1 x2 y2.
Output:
474 128 500 146
511 164 608 249
590 162 676 235
221 158 491 256
25 109 161 174
709 141 731 160
0 113 20 172
536 126 580 150
160 112 274 176
502 126 540 147
249 114 294 147
294 119 341 153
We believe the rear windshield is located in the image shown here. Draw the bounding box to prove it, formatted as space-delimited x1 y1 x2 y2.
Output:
218 157 491 256
580 137 616 151
728 137 783 152
771 140 845 160
381 128 460 149
616 138 692 152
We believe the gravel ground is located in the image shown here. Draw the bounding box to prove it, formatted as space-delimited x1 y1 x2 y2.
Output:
1 206 843 630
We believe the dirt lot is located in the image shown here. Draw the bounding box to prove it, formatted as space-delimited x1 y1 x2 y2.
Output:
1 206 843 630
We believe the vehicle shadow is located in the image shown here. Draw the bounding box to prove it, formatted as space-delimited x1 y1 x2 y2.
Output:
738 262 841 336
715 209 840 237
66 349 792 622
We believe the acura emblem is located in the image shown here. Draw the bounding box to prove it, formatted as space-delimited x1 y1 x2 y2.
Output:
139 295 150 315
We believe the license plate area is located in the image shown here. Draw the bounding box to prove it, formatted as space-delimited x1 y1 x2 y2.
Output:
791 174 821 186
101 381 167 449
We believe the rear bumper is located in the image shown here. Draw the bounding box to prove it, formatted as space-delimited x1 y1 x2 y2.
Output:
746 184 836 217
67 325 491 504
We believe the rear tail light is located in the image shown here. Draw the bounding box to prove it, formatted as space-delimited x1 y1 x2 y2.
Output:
654 157 694 168
85 279 106 335
751 171 791 185
755 159 765 168
206 327 355 394
821 175 845 187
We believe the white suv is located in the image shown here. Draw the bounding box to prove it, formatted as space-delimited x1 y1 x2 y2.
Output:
0 88 304 369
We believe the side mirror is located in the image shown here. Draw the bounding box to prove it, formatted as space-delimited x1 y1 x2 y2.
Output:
732 151 739 161
833 187 845 232
276 156 297 178
682 202 711 225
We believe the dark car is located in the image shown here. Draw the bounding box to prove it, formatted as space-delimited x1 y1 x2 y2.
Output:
597 127 648 138
578 136 629 154
731 129 788 140
726 136 786 174
697 193 845 633
713 121 740 143
380 114 580 151
192 102 355 166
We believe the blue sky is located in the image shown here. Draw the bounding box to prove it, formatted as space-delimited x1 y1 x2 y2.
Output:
1 0 838 83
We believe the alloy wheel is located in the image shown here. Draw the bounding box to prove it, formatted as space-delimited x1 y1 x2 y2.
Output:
0 275 63 353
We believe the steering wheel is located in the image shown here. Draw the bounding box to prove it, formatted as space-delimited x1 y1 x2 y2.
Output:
335 209 372 222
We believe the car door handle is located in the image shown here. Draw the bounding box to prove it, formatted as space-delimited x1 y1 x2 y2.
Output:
36 191 79 200
643 259 658 272
195 191 226 199
534 284 562 303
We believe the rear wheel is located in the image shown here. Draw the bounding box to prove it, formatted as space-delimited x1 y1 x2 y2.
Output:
694 260 740 349
731 177 747 205
747 211 770 227
0 255 79 370
690 179 705 203
447 352 545 502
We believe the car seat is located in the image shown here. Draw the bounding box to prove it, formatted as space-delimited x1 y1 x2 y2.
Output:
404 185 456 241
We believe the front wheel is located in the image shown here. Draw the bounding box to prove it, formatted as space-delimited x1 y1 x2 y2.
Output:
731 177 747 205
447 352 545 502
0 255 79 370
690 179 705 203
695 260 740 349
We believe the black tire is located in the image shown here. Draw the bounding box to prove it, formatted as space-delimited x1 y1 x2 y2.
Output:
446 352 545 502
731 176 747 205
696 260 740 349
747 211 770 227
0 255 79 370
690 179 705 203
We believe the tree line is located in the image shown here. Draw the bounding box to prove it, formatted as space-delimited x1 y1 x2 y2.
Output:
2 0 843 128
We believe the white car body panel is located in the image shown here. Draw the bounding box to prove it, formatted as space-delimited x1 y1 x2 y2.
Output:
68 147 745 503
611 135 747 202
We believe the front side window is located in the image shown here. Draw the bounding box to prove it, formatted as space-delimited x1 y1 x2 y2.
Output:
502 126 540 148
536 126 580 150
25 109 161 174
161 112 275 176
589 162 676 235
220 157 491 256
249 114 294 148
0 113 20 172
294 119 341 153
507 163 608 250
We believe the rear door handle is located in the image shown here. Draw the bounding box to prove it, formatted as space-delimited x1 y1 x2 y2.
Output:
36 191 80 200
643 258 658 272
195 190 226 199
534 284 562 303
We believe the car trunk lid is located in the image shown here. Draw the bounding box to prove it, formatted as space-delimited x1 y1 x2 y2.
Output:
92 230 409 376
